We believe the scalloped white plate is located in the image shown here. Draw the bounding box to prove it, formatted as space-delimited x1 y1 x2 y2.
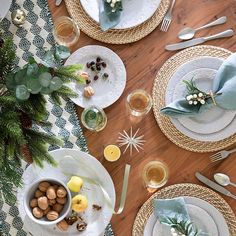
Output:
80 0 161 29
17 148 115 236
65 45 126 109
0 0 12 20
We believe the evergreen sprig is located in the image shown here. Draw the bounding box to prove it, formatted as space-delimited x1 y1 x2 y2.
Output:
160 217 203 236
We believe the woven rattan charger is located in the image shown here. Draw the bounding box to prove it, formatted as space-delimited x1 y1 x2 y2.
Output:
132 183 236 235
152 45 236 153
64 0 170 44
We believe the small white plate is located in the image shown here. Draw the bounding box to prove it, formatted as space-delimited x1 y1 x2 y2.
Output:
144 196 229 236
165 56 236 142
152 204 218 236
65 45 126 109
80 0 161 29
17 148 116 236
173 68 236 134
0 0 12 20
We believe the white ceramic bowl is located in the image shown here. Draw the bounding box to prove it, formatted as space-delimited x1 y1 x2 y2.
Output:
24 178 71 226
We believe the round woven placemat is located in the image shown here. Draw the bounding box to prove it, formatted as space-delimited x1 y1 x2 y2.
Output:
64 0 170 44
132 183 236 236
152 45 236 153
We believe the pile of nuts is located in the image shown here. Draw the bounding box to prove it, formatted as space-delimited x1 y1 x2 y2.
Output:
29 181 67 221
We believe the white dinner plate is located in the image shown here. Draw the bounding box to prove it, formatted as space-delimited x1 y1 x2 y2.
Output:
65 45 126 109
165 56 236 142
0 0 12 20
144 196 229 236
173 68 236 134
80 0 161 29
17 148 116 236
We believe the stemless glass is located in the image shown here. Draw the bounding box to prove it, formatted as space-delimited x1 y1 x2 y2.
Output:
53 16 80 47
126 89 152 117
81 106 107 132
142 161 169 193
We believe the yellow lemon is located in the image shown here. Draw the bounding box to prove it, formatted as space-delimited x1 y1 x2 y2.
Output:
104 145 121 162
67 176 83 192
71 194 88 212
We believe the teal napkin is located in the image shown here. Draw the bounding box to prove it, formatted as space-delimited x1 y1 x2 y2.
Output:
160 53 236 118
153 197 190 222
99 0 123 31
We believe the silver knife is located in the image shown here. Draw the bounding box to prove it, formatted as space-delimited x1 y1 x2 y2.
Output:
55 0 63 6
195 172 236 200
166 29 234 51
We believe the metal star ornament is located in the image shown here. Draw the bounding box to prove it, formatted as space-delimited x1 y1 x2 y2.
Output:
117 127 145 156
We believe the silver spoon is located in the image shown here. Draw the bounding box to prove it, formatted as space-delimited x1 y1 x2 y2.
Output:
214 173 236 188
178 16 227 40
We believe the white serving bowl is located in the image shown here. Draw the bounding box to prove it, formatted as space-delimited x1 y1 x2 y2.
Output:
24 178 71 226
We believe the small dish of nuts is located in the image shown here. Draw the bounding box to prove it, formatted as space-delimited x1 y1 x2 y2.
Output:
24 178 71 226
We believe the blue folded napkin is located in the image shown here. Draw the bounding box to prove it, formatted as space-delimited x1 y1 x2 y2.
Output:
153 197 190 222
160 53 236 118
99 0 123 31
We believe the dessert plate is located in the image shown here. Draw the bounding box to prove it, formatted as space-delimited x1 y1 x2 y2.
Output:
65 45 126 109
80 0 161 29
17 148 116 236
0 0 12 20
165 56 236 141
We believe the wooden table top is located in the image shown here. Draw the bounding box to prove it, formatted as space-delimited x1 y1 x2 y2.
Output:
49 1 236 235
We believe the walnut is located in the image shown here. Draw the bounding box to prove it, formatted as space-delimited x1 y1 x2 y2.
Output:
83 86 95 98
46 186 56 200
37 196 49 210
56 186 67 198
52 184 59 191
52 203 64 213
30 199 38 208
57 220 69 231
80 71 89 80
56 197 66 205
32 207 43 219
34 189 44 198
46 210 59 221
48 199 56 206
43 206 51 216
65 215 78 225
38 181 51 192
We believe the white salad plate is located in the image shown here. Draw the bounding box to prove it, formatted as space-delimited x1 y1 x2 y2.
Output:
144 196 229 236
165 56 236 142
65 45 126 109
0 0 12 20
17 148 116 236
80 0 161 29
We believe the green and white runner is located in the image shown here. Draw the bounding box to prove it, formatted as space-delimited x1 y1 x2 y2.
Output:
0 0 114 235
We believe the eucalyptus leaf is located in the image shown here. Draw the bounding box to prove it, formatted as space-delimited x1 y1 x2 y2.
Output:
42 51 57 68
55 45 70 60
14 69 27 85
5 73 16 90
27 78 42 94
27 63 38 76
50 77 63 91
39 72 52 87
15 85 30 100
40 87 52 95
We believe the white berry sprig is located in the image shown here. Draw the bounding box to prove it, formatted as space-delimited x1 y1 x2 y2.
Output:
106 0 122 12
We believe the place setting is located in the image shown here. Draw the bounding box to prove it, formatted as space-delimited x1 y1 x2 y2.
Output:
63 0 170 44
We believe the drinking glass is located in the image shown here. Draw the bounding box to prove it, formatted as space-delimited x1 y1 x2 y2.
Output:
142 161 169 192
53 16 80 47
126 89 152 117
81 106 107 132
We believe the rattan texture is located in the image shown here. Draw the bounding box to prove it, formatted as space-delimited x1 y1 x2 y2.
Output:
64 0 170 44
132 183 236 236
152 45 236 153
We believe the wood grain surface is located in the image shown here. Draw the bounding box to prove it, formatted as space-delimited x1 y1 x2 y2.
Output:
48 1 236 235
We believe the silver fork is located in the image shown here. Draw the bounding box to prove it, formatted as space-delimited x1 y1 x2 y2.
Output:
160 0 176 32
210 148 236 162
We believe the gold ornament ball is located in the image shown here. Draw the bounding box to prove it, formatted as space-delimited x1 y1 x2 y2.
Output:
11 9 26 26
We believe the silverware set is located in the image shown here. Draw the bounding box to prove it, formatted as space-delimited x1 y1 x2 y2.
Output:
210 147 236 162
